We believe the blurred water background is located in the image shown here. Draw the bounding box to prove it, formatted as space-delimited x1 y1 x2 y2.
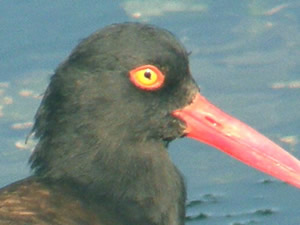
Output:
1 1 300 224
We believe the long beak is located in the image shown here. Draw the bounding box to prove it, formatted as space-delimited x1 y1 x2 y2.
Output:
172 93 300 189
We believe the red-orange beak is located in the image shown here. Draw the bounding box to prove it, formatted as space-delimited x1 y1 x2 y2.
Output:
172 93 300 189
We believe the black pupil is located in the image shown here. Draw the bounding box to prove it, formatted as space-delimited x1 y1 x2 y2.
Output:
144 71 152 79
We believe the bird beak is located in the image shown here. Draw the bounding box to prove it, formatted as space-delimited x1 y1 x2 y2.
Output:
172 93 300 189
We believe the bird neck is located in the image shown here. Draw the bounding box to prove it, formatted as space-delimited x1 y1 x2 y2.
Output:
32 135 186 225
94 140 186 225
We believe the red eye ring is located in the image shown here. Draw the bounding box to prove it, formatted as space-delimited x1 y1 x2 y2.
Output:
129 64 165 91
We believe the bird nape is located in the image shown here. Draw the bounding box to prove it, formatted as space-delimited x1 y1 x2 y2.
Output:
0 23 299 225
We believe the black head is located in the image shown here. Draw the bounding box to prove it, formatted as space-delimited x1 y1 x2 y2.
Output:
30 23 198 180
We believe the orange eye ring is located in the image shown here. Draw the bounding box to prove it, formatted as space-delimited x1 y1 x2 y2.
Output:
129 65 165 91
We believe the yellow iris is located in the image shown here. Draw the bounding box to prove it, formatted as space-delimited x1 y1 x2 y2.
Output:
136 68 157 86
129 64 165 91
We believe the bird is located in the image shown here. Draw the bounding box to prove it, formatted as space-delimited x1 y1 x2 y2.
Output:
0 22 300 225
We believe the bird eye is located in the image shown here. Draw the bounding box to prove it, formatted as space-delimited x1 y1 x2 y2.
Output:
129 65 165 91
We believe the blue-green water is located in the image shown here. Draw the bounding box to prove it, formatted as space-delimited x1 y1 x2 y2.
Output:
1 1 300 224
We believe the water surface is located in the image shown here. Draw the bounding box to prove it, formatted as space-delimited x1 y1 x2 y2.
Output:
1 1 300 224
